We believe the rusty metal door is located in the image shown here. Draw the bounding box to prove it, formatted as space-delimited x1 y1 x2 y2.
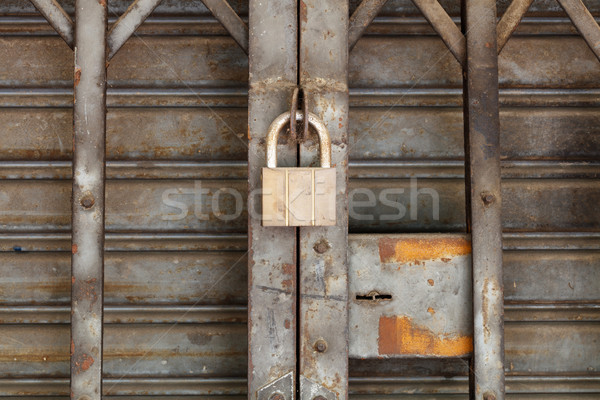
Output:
0 0 599 399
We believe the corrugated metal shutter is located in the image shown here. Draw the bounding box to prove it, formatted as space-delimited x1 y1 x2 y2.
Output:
0 0 598 397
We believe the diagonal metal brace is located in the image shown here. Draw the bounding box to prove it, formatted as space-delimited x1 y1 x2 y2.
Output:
29 0 74 49
348 0 389 51
201 0 249 54
107 0 165 60
497 0 534 53
411 0 466 69
557 0 600 62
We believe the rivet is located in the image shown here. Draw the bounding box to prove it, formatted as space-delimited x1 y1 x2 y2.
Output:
483 393 496 400
314 339 327 353
481 192 495 206
80 195 95 209
269 393 285 400
313 239 330 254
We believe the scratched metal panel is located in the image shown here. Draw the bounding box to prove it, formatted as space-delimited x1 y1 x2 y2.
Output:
0 0 599 398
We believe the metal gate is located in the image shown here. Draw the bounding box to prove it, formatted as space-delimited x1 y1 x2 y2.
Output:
0 0 599 399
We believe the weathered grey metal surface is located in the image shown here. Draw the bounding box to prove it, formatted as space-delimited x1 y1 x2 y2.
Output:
348 234 472 359
0 0 599 398
299 0 349 398
247 0 297 398
70 0 107 398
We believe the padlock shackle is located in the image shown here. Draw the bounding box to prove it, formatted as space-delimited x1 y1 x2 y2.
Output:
266 111 332 169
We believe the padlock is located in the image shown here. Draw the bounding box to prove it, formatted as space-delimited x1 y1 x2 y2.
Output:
262 111 336 226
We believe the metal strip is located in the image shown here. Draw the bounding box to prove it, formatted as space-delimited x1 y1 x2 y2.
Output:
107 0 164 60
28 0 74 49
557 0 600 62
71 0 107 398
348 0 389 50
299 0 349 398
496 0 534 53
411 0 466 68
463 0 505 399
200 0 249 54
248 0 297 398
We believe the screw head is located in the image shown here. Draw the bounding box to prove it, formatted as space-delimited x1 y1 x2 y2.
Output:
269 393 285 400
314 339 327 353
313 239 330 254
80 195 95 209
481 192 495 206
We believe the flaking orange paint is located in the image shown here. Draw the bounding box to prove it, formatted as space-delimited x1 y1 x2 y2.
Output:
378 316 472 357
378 237 471 264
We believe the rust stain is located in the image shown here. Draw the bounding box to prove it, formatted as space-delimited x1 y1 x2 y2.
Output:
71 244 78 254
427 279 434 286
378 316 472 357
98 0 106 7
378 237 471 264
74 353 94 372
281 279 292 288
284 319 291 329
427 307 435 315
74 67 81 87
282 263 294 275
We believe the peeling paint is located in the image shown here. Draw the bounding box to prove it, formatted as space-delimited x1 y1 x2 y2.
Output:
378 236 471 264
378 316 472 357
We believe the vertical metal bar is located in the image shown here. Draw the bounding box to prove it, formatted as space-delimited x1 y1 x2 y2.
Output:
248 0 298 399
71 0 107 399
299 1 349 399
463 1 505 400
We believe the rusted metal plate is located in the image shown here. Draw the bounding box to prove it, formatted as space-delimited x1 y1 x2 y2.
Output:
348 234 473 359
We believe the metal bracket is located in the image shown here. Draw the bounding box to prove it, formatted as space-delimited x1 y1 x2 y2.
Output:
257 371 295 400
300 375 336 400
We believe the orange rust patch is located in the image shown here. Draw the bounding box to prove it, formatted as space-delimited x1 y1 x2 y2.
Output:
282 263 294 275
71 244 78 254
427 307 435 315
284 319 291 329
74 67 81 87
427 279 434 286
378 237 471 264
80 354 94 371
281 279 292 289
378 316 472 357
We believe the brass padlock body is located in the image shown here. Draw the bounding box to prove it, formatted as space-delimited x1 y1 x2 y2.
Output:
262 111 336 227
